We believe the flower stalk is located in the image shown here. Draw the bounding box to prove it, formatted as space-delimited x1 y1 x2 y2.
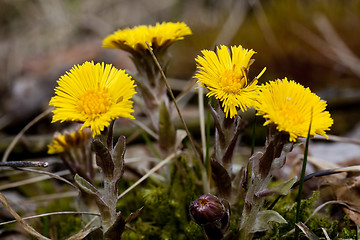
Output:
209 101 245 175
48 61 139 239
194 44 262 199
240 125 293 239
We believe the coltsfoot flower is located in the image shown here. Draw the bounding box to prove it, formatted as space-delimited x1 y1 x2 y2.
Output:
195 45 264 118
102 22 192 54
47 128 94 182
48 128 91 154
255 78 333 142
49 61 137 137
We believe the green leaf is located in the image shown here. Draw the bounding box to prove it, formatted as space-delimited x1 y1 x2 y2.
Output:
74 174 98 196
159 100 176 153
210 158 232 199
251 210 287 233
256 176 298 197
125 206 144 223
222 115 244 167
74 174 111 224
112 136 126 183
92 139 114 178
208 103 225 148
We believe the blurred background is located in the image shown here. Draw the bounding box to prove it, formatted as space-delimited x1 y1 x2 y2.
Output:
1 0 360 154
1 2 360 236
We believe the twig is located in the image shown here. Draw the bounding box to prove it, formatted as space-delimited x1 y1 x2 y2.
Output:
0 211 100 226
0 161 48 168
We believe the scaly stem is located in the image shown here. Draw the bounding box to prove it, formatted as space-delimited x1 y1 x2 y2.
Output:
251 114 257 156
146 41 200 161
103 178 117 232
240 126 291 239
240 172 272 239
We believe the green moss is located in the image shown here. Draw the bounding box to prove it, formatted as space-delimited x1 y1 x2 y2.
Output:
184 221 204 239
117 178 144 217
259 191 357 239
122 154 204 239
228 200 243 236
339 215 357 238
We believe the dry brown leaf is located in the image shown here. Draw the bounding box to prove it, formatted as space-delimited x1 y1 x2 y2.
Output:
307 156 347 190
334 175 360 224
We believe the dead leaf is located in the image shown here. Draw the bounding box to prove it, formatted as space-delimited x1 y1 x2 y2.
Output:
334 175 360 224
296 222 320 240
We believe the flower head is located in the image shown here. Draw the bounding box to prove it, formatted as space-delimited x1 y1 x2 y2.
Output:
49 61 137 137
255 78 333 142
48 128 91 154
102 22 192 54
195 45 263 118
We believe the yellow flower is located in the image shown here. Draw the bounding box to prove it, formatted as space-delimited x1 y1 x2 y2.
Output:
49 61 137 137
48 128 91 154
195 45 263 118
102 22 192 53
255 78 333 142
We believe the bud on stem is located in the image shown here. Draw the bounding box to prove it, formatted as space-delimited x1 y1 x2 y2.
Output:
189 194 230 240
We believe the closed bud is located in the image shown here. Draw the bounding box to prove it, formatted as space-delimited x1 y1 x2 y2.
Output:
189 194 230 240
189 193 227 225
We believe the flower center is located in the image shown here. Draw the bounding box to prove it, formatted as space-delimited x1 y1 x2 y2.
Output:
278 97 304 126
78 88 113 119
220 67 246 93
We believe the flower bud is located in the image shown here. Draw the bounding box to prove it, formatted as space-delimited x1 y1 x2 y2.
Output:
189 194 231 240
189 193 228 225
